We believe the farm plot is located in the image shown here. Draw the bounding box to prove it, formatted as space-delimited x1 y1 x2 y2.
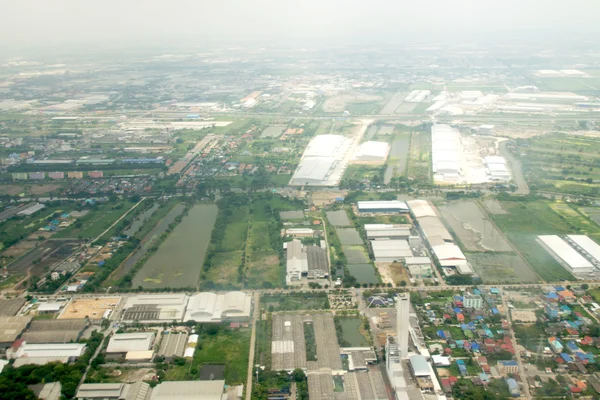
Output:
580 207 600 226
380 92 407 114
489 200 586 282
327 210 351 227
337 228 363 245
133 204 217 289
108 203 185 282
261 125 286 138
406 130 431 182
439 201 513 252
466 253 538 284
384 136 410 184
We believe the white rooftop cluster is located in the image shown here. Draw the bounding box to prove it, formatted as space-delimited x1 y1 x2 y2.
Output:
184 291 252 323
538 235 600 277
432 124 510 184
289 134 353 186
352 141 389 163
484 156 510 182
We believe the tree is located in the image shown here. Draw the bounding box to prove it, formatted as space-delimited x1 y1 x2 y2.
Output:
399 280 407 287
292 368 305 382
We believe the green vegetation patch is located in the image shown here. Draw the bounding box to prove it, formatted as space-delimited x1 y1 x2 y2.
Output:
262 292 330 312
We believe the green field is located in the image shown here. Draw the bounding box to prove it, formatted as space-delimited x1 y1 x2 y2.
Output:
53 200 136 240
262 293 329 312
516 132 600 196
488 200 600 282
406 130 431 183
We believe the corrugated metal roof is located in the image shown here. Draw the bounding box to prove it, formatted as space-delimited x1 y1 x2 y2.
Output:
409 354 430 376
538 235 593 272
568 235 600 263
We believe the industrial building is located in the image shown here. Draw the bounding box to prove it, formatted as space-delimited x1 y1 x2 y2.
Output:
7 341 87 361
75 381 151 400
397 294 410 358
285 228 315 238
371 240 413 263
157 331 188 359
463 294 483 309
537 235 594 275
432 124 492 184
0 316 31 350
106 332 155 354
121 294 189 323
431 244 473 274
289 134 353 186
285 239 308 284
408 199 473 276
484 156 510 182
365 224 411 240
404 257 433 278
357 200 409 213
21 319 88 344
183 291 252 323
351 141 390 164
0 298 26 316
150 380 225 400
567 235 600 266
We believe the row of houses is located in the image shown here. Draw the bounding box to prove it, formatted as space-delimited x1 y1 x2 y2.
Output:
12 171 104 180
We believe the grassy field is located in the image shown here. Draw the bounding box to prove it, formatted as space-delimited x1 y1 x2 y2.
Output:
516 132 600 196
192 327 250 384
489 200 597 282
53 200 136 240
406 130 431 183
262 293 329 311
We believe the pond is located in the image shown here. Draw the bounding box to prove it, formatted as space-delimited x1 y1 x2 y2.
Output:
123 203 160 237
346 264 378 284
337 317 370 347
327 210 351 227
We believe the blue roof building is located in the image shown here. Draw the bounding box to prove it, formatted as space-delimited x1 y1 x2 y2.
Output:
506 378 520 397
490 288 500 294
560 353 573 363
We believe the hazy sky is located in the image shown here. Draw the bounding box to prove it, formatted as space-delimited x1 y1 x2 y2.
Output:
1 0 599 48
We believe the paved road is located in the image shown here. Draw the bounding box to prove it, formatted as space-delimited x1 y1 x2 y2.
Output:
499 141 529 195
245 292 260 400
503 292 532 399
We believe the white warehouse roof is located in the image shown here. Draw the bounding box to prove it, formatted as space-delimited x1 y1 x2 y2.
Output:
150 380 224 400
183 291 252 323
10 343 87 359
567 235 600 264
357 201 409 211
409 354 431 376
371 240 413 262
352 141 390 161
106 332 155 353
290 134 353 186
303 134 346 158
537 235 594 274
407 200 437 218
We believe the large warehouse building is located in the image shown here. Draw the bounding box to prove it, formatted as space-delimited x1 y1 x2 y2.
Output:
371 240 413 263
365 224 411 240
106 332 156 354
351 141 390 164
122 294 189 323
183 291 252 323
537 235 594 275
357 201 409 213
289 134 353 186
567 235 600 266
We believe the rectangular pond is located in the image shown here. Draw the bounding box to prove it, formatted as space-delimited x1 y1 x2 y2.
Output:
337 228 363 245
133 203 218 289
327 210 351 227
346 264 378 284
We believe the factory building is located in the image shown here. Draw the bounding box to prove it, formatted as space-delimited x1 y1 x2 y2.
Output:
21 319 88 344
106 332 155 354
408 199 474 276
284 239 328 283
537 235 594 275
463 294 483 309
371 240 413 263
351 141 390 164
357 201 409 214
566 235 600 267
289 134 353 186
432 124 462 183
484 156 510 182
365 224 412 240
7 341 87 362
183 291 252 323
121 294 189 323
285 239 308 284
404 257 433 278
